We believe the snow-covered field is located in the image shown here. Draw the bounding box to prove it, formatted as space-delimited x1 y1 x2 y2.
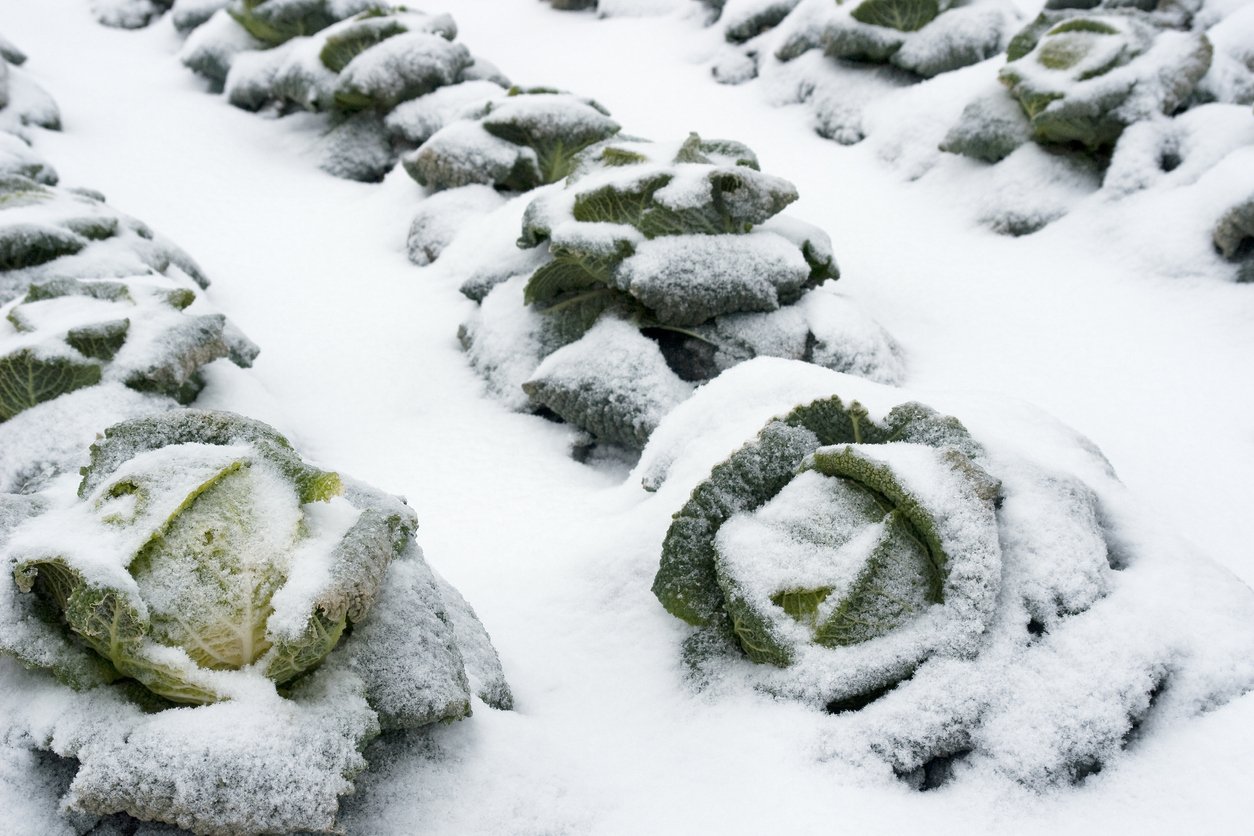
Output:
1 0 1253 832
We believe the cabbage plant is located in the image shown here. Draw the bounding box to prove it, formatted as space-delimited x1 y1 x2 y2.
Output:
0 177 248 425
642 360 1254 787
945 8 1214 165
997 10 1212 152
0 410 511 832
459 133 901 452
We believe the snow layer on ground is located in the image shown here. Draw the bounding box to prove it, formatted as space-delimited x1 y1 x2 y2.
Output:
1 0 1253 833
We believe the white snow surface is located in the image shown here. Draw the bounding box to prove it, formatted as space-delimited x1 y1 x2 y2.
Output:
1 0 1254 833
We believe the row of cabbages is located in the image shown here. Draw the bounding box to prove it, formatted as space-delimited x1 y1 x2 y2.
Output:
77 0 1254 805
92 1 905 455
0 36 511 836
545 0 1254 275
143 0 628 189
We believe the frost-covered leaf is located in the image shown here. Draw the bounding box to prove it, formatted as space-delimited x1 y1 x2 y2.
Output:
941 89 1033 163
480 92 621 184
406 184 506 266
172 0 232 34
850 0 939 33
724 0 803 44
227 0 340 46
0 348 101 422
0 224 85 273
0 134 58 186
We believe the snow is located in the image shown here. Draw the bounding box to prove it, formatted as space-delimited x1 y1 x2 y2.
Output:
1 0 1254 832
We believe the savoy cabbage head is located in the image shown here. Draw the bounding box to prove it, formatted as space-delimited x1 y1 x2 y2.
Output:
997 10 1213 152
641 359 1254 787
0 410 511 832
0 274 258 422
943 5 1220 169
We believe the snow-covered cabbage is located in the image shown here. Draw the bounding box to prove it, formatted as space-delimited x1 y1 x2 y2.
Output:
459 133 901 452
0 410 511 832
940 2 1247 234
998 10 1212 152
403 88 621 192
641 359 1254 786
